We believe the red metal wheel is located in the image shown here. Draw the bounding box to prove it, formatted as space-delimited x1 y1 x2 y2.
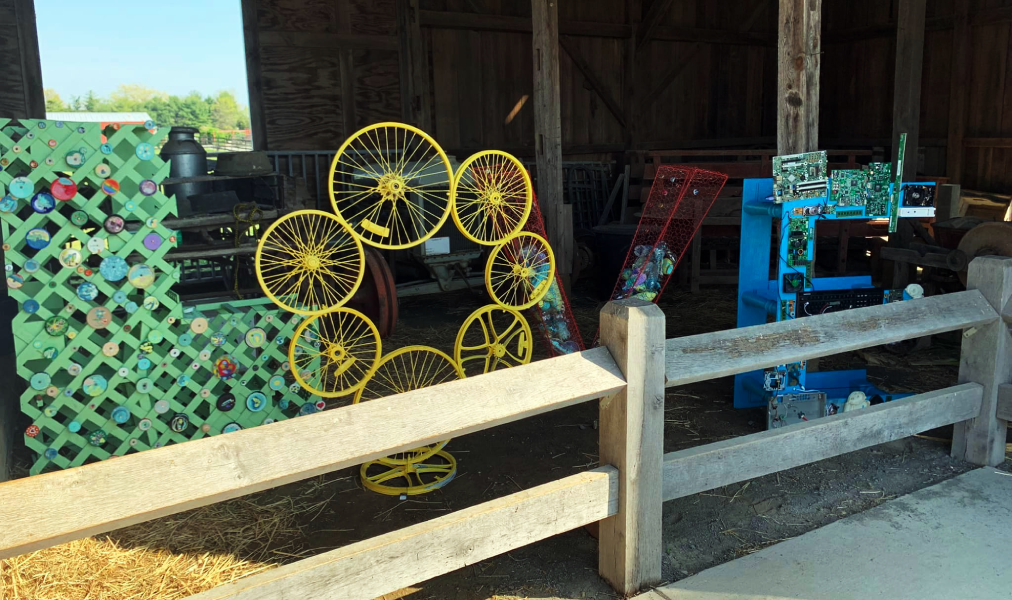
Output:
347 248 398 338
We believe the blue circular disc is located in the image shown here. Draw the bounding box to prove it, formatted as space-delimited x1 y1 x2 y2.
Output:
76 282 99 302
99 255 128 282
246 392 268 412
30 192 55 214
112 290 127 304
68 421 81 433
44 448 58 460
143 120 156 130
111 406 130 424
178 333 193 346
9 177 34 199
299 402 321 416
100 143 113 155
0 195 17 213
137 359 151 372
25 228 51 250
125 301 138 314
24 259 40 273
135 142 155 160
23 299 39 314
222 423 242 433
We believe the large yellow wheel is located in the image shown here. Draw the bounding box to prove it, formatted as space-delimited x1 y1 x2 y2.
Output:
360 450 457 496
454 305 532 377
328 122 453 249
289 308 381 398
450 150 532 245
354 346 464 465
485 232 555 310
255 210 365 315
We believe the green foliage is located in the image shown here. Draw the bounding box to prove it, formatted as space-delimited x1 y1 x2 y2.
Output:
43 88 67 112
55 84 251 131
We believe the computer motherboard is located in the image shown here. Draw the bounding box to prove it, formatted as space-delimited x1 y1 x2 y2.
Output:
829 163 891 215
772 151 828 203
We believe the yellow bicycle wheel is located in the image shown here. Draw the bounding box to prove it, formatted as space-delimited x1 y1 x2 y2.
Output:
256 210 365 315
485 232 556 310
454 305 532 376
354 346 465 465
450 150 532 245
360 450 457 496
328 122 453 249
289 307 381 399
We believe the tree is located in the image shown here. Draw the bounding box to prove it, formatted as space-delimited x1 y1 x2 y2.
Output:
108 84 167 112
82 90 102 112
210 90 250 130
44 88 67 112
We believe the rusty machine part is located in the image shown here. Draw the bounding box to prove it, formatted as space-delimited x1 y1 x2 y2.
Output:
956 222 1012 285
346 247 399 338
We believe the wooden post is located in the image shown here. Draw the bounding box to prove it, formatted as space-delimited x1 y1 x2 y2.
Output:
0 0 45 118
598 299 666 596
532 0 570 278
935 184 962 220
624 0 642 150
947 0 971 184
777 0 822 155
891 0 926 181
397 0 433 132
240 0 269 151
951 257 1012 466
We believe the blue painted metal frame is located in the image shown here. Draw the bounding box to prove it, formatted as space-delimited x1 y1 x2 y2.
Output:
733 177 932 413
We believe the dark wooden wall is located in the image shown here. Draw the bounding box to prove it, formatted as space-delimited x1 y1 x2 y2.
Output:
0 0 45 119
242 0 1012 191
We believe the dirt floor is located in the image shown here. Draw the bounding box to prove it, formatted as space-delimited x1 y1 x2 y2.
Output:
7 280 1002 600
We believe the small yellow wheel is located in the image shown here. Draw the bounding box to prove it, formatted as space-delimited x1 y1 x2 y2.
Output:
454 305 532 376
255 210 365 315
451 150 532 245
328 122 453 249
360 450 457 496
289 308 381 398
485 232 555 310
354 346 465 465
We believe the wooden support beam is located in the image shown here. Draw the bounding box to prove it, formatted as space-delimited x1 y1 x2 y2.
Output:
336 1 358 139
419 10 630 38
0 0 44 118
257 31 399 51
662 384 983 502
892 0 926 181
952 257 1012 467
598 300 666 595
636 0 676 52
0 347 625 559
664 290 998 387
531 0 569 276
624 0 642 149
947 0 970 184
996 384 1012 422
397 0 433 131
777 0 822 155
559 36 626 127
186 468 618 600
240 0 269 150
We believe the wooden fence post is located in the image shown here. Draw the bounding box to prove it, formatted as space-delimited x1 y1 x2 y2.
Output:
598 298 666 596
952 256 1012 466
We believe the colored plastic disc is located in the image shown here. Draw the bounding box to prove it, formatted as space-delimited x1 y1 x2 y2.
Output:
138 357 151 370
45 316 69 336
51 177 78 201
82 374 108 396
269 375 286 390
86 306 112 329
170 414 189 432
244 327 267 348
143 233 162 250
190 317 208 334
246 391 268 412
112 406 131 424
222 423 242 433
7 274 24 289
9 177 34 198
0 195 17 213
65 151 84 167
100 255 128 281
60 248 84 269
87 237 106 254
128 264 155 288
139 179 158 196
70 210 88 226
100 143 113 154
23 299 39 314
25 228 51 249
135 143 155 160
76 282 98 301
217 394 236 411
101 178 119 195
104 215 125 234
102 342 119 357
30 372 51 390
23 259 39 273
94 164 112 179
153 399 170 413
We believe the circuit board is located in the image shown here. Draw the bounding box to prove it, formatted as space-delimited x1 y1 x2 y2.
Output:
772 151 828 203
830 169 867 206
864 162 892 217
786 217 813 281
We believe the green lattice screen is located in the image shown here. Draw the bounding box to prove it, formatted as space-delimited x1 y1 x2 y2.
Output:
0 119 316 475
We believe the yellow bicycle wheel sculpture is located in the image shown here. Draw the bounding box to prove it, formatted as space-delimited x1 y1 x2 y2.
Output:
256 210 365 315
354 346 464 467
289 307 381 399
360 450 457 497
485 232 556 310
328 122 453 249
454 305 532 376
450 150 533 245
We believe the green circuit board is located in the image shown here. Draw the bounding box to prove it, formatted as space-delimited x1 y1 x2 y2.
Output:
864 162 892 217
773 151 828 203
786 217 813 282
830 169 867 206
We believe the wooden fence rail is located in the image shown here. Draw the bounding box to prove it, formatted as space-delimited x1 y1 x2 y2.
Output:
0 256 1007 600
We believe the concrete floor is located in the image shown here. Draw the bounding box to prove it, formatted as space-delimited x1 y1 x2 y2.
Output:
640 467 1012 600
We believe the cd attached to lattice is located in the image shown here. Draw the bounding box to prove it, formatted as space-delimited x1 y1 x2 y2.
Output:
451 150 532 245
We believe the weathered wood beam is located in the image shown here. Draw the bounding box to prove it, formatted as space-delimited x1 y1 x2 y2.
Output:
892 0 926 182
964 137 1012 148
624 0 642 149
662 384 983 502
419 9 630 37
240 0 269 150
948 0 971 183
559 36 626 127
652 25 774 47
636 0 676 52
13 0 43 118
531 0 569 277
257 31 399 50
396 0 433 131
336 2 357 138
777 0 822 155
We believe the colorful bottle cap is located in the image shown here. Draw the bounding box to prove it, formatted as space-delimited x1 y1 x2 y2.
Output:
101 178 120 195
198 349 211 361
23 299 39 313
60 248 83 269
0 194 17 213
135 142 155 160
42 347 58 359
128 264 155 288
246 392 268 412
139 233 163 251
82 374 108 396
99 255 128 281
70 210 89 226
143 119 156 130
25 227 51 249
176 374 189 386
269 375 286 390
139 179 158 196
104 214 125 234
51 177 78 201
137 357 151 370
44 448 58 460
111 290 126 304
68 420 82 433
25 424 40 438
217 393 236 411
190 318 208 334
244 327 267 348
86 237 106 254
142 296 159 310
178 333 193 346
65 151 84 167
94 164 112 179
102 342 120 357
124 200 136 212
147 330 163 344
6 273 24 289
215 355 238 379
88 429 107 446
30 372 51 390
23 259 40 273
43 405 58 417
170 414 189 433
45 315 69 336
100 142 113 154
67 363 82 376
210 332 227 347
112 406 131 424
138 418 152 431
86 306 112 329
30 192 55 214
76 282 98 301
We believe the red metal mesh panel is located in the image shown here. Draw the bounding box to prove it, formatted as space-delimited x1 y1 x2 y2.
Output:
607 166 727 304
522 191 586 356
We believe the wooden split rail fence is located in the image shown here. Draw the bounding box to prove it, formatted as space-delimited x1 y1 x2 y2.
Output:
1 256 1009 599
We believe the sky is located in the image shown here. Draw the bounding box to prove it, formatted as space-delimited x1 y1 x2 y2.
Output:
36 0 250 107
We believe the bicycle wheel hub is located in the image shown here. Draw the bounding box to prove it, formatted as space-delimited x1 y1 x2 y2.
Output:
378 174 407 202
491 343 506 358
303 255 321 270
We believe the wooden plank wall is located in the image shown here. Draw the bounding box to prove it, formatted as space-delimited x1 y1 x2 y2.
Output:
0 0 45 119
242 0 1012 191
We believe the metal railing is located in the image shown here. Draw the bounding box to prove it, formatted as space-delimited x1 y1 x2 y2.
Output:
0 257 1008 599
